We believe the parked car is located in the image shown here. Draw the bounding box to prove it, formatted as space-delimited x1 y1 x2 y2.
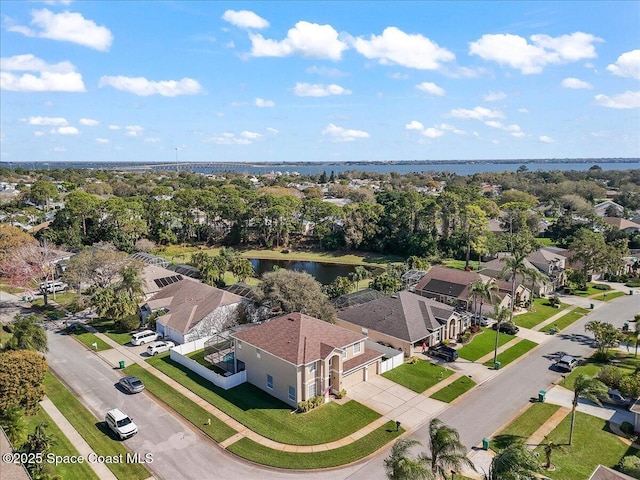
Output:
131 330 160 346
427 345 458 362
39 281 68 294
105 408 137 440
599 389 633 408
473 315 491 326
118 376 145 394
492 322 520 335
555 355 579 372
146 340 175 356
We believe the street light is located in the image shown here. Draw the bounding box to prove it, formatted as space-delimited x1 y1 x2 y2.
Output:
175 147 179 173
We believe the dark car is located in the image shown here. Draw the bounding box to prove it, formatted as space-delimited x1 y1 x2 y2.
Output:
492 322 520 335
427 345 458 362
118 376 145 394
599 389 633 408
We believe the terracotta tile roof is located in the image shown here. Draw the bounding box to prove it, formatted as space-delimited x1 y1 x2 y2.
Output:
337 291 455 343
232 312 365 366
147 280 243 334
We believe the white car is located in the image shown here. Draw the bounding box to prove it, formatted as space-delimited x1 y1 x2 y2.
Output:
146 340 175 356
105 408 137 440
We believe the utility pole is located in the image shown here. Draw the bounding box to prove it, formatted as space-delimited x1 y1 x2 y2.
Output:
175 147 179 173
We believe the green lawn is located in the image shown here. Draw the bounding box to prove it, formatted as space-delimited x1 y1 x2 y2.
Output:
146 355 381 445
483 339 538 368
43 372 150 480
542 308 589 333
429 376 476 403
535 412 638 480
564 353 640 390
382 359 453 393
514 297 568 329
67 326 112 351
491 402 561 451
441 259 474 271
591 291 626 302
186 349 226 374
25 405 100 480
123 364 236 442
89 319 133 345
226 421 403 469
570 283 613 297
457 328 514 361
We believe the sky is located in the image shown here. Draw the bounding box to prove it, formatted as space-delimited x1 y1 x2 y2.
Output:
1 1 639 164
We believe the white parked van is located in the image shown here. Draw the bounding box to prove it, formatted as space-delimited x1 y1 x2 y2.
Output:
105 408 138 440
130 330 160 346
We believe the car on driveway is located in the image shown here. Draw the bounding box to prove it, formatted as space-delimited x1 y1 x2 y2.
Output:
146 340 175 356
118 376 145 394
427 345 458 362
555 355 579 372
492 322 520 335
599 389 633 408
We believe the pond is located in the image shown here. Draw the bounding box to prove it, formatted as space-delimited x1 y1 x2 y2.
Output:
249 258 380 285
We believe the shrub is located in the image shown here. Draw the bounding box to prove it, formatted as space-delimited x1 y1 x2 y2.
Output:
618 455 640 478
297 400 310 413
593 283 612 291
3 324 12 334
619 375 640 398
115 315 140 333
461 331 472 344
408 356 420 365
334 389 347 399
596 366 624 389
620 421 635 435
310 395 324 408
627 280 640 287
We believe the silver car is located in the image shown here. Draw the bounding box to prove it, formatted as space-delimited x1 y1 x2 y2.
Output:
146 340 175 356
118 376 145 394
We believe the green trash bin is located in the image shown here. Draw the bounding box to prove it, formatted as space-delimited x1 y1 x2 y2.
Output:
119 360 125 369
590 303 594 309
494 361 501 370
482 437 490 450
22 295 27 301
538 390 546 402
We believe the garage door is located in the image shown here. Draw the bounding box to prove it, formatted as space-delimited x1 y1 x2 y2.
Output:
342 368 365 389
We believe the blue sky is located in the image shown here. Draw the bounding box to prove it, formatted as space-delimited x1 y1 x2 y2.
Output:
1 1 639 163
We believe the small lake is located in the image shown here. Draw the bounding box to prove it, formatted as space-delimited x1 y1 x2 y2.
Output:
249 259 379 285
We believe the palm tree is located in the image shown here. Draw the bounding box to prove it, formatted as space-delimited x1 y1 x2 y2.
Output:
625 321 640 357
118 264 145 301
500 253 528 322
231 258 255 283
569 373 608 445
542 436 564 469
384 438 433 480
484 442 540 480
424 418 475 479
492 307 510 366
522 265 548 308
5 314 48 352
469 280 499 323
20 422 56 479
350 266 370 291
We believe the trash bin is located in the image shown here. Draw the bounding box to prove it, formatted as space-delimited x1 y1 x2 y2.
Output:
590 303 594 309
631 290 634 295
482 437 490 450
22 296 27 301
494 361 501 370
119 360 125 369
538 390 546 402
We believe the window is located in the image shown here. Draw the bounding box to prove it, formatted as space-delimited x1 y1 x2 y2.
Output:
308 383 317 398
353 342 361 354
288 386 296 402
309 363 316 373
342 351 347 360
256 349 261 359
266 374 273 390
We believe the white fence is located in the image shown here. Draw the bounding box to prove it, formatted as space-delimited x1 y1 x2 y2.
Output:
170 336 246 390
366 340 404 374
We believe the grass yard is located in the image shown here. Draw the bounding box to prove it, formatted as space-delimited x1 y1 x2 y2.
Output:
542 308 589 333
429 376 476 403
226 421 403 469
441 259 479 271
457 328 514 361
591 291 626 302
24 405 101 480
186 349 226 374
514 297 568 329
146 355 381 445
89 318 133 345
382 359 453 393
67 326 112 351
43 372 150 480
483 339 538 368
123 364 236 442
570 283 615 297
534 411 638 480
491 402 561 451
563 353 640 391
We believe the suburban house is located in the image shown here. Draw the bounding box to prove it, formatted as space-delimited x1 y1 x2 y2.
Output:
231 313 383 408
603 216 640 233
139 279 244 344
335 290 471 357
594 200 624 217
526 247 572 291
481 256 553 297
413 266 514 311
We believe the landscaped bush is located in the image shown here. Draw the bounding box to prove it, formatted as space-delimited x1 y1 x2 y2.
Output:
593 283 612 291
619 375 640 398
114 315 140 332
334 389 347 399
297 395 325 413
626 279 640 288
461 330 472 344
618 455 640 477
3 324 12 334
596 366 624 389
408 356 419 365
620 421 635 435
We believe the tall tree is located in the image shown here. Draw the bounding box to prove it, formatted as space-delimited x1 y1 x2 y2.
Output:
500 253 528 322
424 418 475 479
20 422 56 479
469 280 499 322
568 374 608 445
0 224 37 265
484 442 541 480
384 438 433 480
5 314 48 352
0 350 47 414
584 320 624 359
230 258 255 283
492 307 511 366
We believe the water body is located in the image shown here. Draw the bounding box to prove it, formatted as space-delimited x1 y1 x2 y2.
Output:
249 258 379 285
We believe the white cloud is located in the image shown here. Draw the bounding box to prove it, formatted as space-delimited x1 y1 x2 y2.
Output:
222 10 269 29
388 72 409 80
53 146 67 152
26 116 68 126
96 138 109 143
405 120 424 131
79 118 99 126
518 108 529 113
483 91 506 102
241 131 263 139
250 21 347 60
267 127 280 135
561 77 593 89
540 135 554 143
469 32 601 74
0 54 85 92
205 133 252 145
415 82 445 96
306 65 347 77
484 120 524 137
437 123 465 135
125 125 144 137
144 137 161 143
594 91 640 109
449 106 505 120
352 26 454 70
56 126 79 135
99 76 202 96
255 98 275 107
108 125 121 130
8 8 113 51
293 82 351 97
34 131 44 137
422 127 444 138
322 123 369 142
606 50 640 79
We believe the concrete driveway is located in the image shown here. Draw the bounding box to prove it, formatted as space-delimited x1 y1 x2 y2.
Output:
545 385 634 425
